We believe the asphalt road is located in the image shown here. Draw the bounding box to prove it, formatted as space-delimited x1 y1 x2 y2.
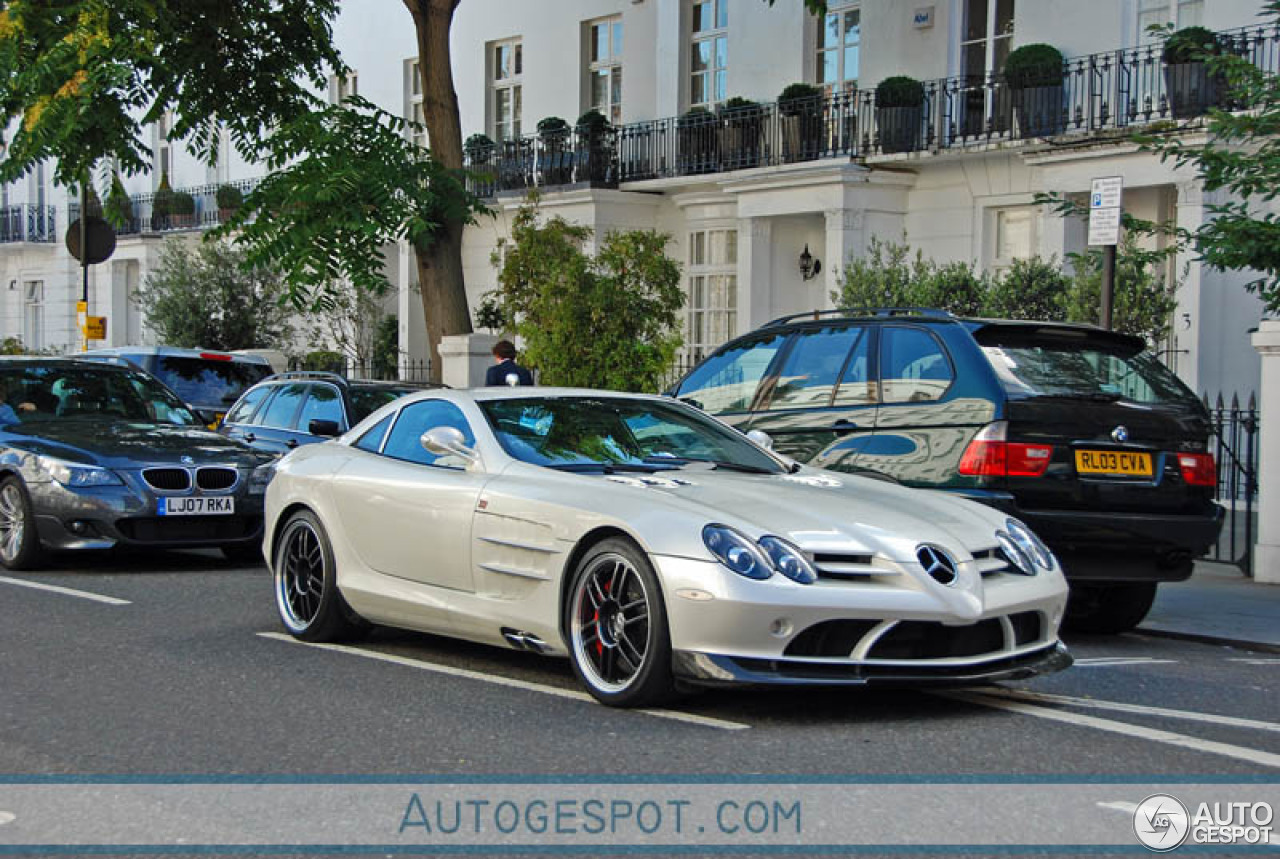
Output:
3 549 1278 783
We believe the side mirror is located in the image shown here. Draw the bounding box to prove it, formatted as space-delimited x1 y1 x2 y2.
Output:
308 418 341 437
746 429 774 451
420 426 480 465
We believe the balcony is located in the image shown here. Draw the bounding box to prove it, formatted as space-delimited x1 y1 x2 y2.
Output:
67 177 261 236
463 21 1278 195
0 205 57 244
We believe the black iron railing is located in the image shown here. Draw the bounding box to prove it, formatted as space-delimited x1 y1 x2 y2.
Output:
464 21 1280 195
67 177 261 235
0 205 57 243
1203 392 1259 577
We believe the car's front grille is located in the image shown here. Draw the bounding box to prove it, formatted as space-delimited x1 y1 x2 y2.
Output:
142 468 191 492
784 620 882 657
196 467 238 491
869 619 1006 660
117 515 260 544
811 551 892 580
972 547 1012 576
782 611 1049 661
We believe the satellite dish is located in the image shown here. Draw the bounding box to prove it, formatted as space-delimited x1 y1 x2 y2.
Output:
65 216 117 265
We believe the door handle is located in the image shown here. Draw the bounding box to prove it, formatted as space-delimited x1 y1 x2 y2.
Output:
285 439 299 449
243 433 256 443
832 419 859 434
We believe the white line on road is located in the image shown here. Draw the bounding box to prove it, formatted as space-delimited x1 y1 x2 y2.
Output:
1227 658 1280 665
257 632 749 732
977 687 1280 734
1071 657 1178 667
0 575 130 606
940 691 1280 769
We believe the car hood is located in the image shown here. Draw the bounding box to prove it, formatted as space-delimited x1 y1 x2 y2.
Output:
2 420 273 468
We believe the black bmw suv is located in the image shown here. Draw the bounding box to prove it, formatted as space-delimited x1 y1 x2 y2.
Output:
669 309 1225 633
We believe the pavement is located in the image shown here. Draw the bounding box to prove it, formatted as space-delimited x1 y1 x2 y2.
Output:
1139 560 1280 652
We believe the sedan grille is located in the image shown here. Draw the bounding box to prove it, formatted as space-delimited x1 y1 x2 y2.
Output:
142 468 191 492
196 467 238 491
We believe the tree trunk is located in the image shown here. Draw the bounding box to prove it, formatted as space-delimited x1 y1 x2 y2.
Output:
405 0 471 383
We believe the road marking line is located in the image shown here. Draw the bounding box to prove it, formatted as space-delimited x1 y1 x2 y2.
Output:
0 575 130 606
256 632 748 732
1071 657 1177 667
978 687 1280 734
1227 658 1280 665
940 691 1280 769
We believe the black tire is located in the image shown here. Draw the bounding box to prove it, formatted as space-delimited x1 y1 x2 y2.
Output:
273 509 367 642
1063 582 1158 634
0 475 44 571
564 537 675 707
221 543 264 565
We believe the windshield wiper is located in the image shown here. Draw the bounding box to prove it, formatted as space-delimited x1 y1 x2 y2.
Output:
549 462 679 474
657 457 776 474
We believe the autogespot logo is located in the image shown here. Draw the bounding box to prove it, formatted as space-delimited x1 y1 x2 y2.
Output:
1134 794 1190 852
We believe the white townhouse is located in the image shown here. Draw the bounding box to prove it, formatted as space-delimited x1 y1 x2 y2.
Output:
0 0 1272 401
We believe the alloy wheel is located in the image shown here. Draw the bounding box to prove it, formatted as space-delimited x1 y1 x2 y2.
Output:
277 519 326 631
0 483 27 564
570 552 652 693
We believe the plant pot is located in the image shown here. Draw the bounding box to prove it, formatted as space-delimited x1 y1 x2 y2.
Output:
677 116 718 176
1164 62 1222 119
538 133 572 186
575 130 615 185
718 118 762 170
877 105 923 154
1012 84 1064 137
780 112 822 163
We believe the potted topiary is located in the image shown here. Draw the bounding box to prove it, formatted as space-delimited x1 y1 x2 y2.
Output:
718 97 763 169
875 76 925 154
215 184 243 223
464 132 496 166
574 109 614 184
778 82 823 163
104 174 134 231
150 171 175 231
537 116 572 185
677 106 718 175
1003 43 1065 138
1162 25 1224 118
170 189 196 228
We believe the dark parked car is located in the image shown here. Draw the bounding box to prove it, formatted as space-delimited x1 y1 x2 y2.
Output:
668 309 1225 633
81 346 274 427
0 358 277 568
219 372 435 456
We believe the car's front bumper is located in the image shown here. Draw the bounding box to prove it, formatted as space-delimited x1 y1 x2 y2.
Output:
653 554 1070 687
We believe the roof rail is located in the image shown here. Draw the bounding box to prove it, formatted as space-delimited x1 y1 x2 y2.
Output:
762 307 958 328
271 370 347 383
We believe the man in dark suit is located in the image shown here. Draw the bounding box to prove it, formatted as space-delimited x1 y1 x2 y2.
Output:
485 340 534 386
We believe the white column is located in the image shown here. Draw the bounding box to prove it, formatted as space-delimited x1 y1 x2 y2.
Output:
397 241 429 379
824 208 865 309
438 333 500 390
1174 180 1208 394
107 259 131 346
1251 320 1280 584
737 217 772 330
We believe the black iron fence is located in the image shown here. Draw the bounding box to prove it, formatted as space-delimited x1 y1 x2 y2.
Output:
0 205 57 243
1202 392 1259 577
67 177 260 236
465 21 1279 194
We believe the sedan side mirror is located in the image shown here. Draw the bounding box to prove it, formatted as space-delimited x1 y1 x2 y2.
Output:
420 426 480 466
308 418 341 437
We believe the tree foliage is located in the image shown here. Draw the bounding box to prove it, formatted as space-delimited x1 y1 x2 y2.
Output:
1137 0 1280 312
218 96 487 311
135 239 293 351
1061 237 1180 345
0 0 343 184
491 197 685 392
833 237 986 315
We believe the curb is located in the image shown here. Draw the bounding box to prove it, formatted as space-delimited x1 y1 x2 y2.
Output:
1135 626 1280 655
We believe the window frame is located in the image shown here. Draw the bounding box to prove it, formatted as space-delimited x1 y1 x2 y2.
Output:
380 398 477 470
877 324 957 405
256 382 310 431
816 2 861 96
689 0 728 110
758 324 874 413
22 280 43 353
224 383 277 427
586 16 624 125
490 37 524 142
673 329 791 415
296 382 349 434
405 58 427 149
1137 0 1204 43
684 226 739 364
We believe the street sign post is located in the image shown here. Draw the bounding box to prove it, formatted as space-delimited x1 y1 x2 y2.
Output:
1088 176 1123 329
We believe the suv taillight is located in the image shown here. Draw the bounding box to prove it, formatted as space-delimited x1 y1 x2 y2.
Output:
958 422 1053 478
1177 452 1216 487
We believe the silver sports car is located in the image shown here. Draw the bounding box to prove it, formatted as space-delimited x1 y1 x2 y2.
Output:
265 388 1071 707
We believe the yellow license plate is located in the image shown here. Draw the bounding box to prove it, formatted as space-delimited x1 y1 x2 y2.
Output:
1075 449 1153 476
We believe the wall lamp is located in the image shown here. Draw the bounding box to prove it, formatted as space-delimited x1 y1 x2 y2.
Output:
799 244 822 281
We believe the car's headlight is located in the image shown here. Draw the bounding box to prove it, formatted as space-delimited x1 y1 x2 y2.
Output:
1006 517 1055 570
702 524 772 580
39 457 122 488
248 462 277 495
758 535 818 584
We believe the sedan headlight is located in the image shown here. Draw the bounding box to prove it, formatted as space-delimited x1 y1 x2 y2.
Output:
39 457 122 488
758 536 818 584
702 524 772 580
248 462 277 495
1006 517 1055 570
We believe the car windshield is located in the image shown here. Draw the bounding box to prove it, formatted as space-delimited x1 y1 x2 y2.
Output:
350 386 421 424
148 356 272 407
978 338 1196 405
0 365 198 426
480 396 785 473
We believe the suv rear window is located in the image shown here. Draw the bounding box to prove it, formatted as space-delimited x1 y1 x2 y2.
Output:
350 386 420 423
977 336 1195 405
146 356 272 408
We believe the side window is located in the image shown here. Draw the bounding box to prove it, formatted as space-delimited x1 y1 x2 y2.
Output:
225 385 273 425
297 384 346 432
880 327 954 404
354 413 394 453
382 400 476 468
765 326 865 410
257 383 308 429
674 333 786 413
832 329 876 406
